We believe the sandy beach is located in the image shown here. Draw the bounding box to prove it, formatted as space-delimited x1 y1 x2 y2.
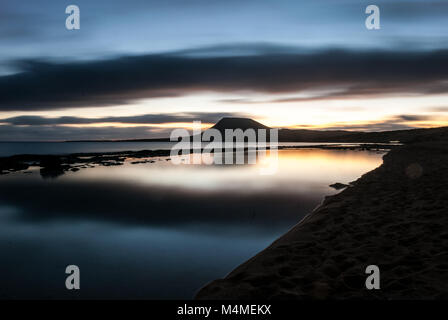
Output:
196 139 448 299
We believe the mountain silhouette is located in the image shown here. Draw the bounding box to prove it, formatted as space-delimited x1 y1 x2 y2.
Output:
211 117 269 132
67 117 448 144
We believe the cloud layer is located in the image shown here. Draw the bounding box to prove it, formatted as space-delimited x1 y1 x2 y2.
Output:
1 48 448 111
0 112 247 141
0 112 242 126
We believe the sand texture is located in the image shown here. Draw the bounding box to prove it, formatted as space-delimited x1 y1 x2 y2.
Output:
196 141 448 299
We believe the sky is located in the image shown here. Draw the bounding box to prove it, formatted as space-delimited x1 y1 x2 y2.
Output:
0 0 448 141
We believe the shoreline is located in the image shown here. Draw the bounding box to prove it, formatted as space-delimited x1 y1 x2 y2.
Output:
196 141 448 299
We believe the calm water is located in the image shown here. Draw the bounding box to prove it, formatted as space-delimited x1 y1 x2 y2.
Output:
0 141 369 157
0 141 175 157
0 148 385 299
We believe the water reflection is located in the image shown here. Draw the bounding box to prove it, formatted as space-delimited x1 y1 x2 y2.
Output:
0 149 385 299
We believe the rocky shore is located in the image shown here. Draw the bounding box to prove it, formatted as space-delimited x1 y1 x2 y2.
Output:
196 140 448 299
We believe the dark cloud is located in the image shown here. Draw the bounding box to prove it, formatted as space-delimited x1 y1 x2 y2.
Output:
0 124 170 141
320 122 415 132
0 112 246 141
318 114 440 132
0 112 243 126
394 114 432 122
1 48 448 111
381 1 448 20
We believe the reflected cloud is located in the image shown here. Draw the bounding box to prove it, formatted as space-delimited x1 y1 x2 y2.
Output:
0 149 383 233
0 177 319 233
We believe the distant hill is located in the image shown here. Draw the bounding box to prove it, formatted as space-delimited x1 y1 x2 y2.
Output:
211 117 269 132
210 118 448 143
67 117 448 144
278 126 448 143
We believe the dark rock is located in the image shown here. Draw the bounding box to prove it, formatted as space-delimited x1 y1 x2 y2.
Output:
0 159 29 173
329 182 349 190
39 156 66 179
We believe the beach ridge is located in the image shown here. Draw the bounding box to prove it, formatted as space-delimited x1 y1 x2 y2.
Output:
196 140 448 299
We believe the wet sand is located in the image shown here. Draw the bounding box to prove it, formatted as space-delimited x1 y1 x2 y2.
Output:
196 141 448 299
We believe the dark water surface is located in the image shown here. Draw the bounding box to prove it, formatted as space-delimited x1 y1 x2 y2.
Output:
0 141 368 157
0 149 384 299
